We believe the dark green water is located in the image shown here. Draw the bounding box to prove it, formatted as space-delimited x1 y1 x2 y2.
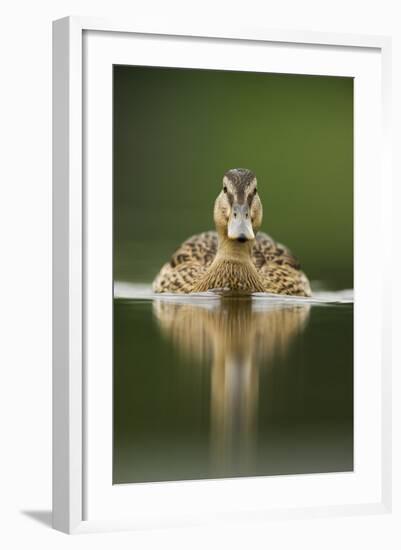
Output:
113 295 353 484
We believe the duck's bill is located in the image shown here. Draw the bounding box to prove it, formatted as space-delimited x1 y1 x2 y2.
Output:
227 215 255 242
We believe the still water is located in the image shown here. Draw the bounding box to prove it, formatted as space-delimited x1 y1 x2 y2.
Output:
113 284 353 484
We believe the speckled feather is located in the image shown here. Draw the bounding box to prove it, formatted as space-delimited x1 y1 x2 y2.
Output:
152 231 311 296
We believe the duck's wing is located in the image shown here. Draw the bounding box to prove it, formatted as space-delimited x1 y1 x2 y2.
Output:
252 232 311 296
169 231 218 268
152 231 218 293
252 231 301 270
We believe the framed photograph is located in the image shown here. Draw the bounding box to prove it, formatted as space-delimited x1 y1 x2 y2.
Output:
52 17 392 534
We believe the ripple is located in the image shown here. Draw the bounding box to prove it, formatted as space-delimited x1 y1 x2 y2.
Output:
114 281 353 305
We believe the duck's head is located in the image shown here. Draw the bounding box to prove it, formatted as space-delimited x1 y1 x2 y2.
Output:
214 168 263 243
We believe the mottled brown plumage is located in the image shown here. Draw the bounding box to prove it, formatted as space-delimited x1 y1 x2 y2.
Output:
153 169 311 296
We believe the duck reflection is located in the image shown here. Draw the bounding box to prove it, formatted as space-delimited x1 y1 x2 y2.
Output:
153 296 310 475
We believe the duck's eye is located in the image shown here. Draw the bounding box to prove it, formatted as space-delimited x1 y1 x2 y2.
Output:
223 186 227 193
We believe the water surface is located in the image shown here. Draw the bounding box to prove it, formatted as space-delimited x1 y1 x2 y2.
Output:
113 284 353 484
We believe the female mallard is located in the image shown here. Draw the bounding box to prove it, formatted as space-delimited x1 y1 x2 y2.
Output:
153 168 311 296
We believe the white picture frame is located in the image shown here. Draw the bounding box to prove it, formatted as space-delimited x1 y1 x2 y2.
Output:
52 16 392 534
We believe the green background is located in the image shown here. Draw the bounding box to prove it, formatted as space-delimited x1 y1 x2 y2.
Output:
113 66 353 290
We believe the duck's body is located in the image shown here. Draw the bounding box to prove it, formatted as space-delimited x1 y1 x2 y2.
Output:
153 230 310 295
153 169 311 297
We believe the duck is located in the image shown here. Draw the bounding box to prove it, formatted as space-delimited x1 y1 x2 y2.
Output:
152 168 311 296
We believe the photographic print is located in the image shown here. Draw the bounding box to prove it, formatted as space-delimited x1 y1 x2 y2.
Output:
113 65 353 484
